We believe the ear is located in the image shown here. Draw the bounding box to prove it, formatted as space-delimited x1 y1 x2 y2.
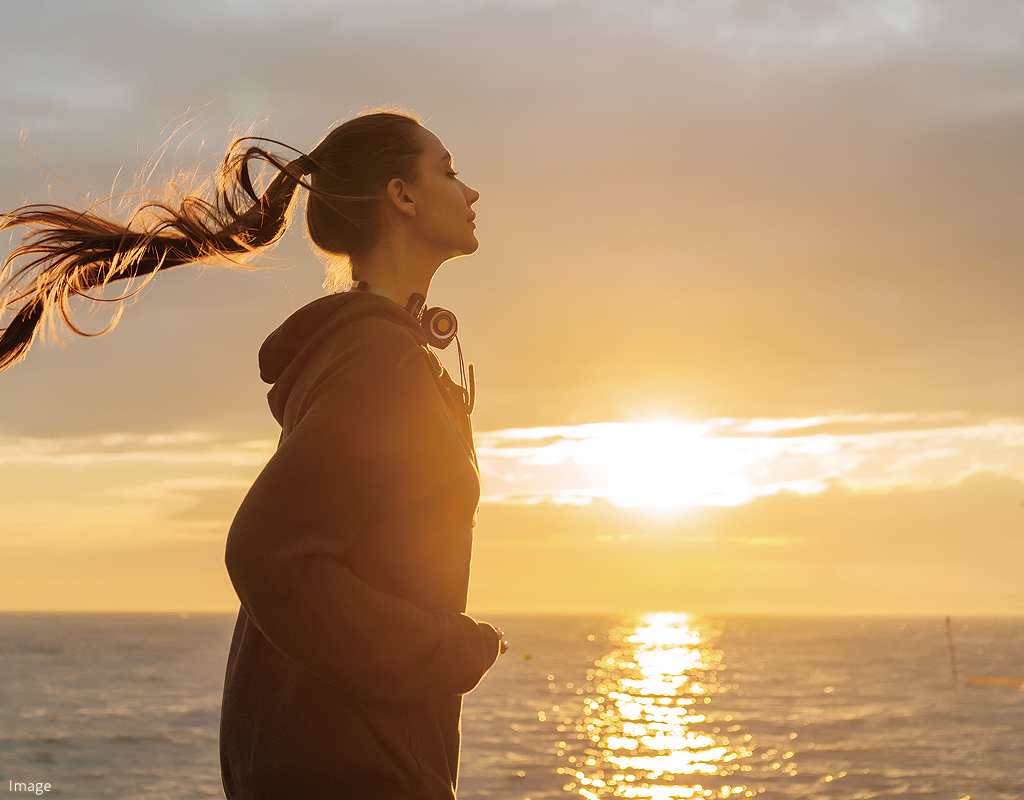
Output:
385 177 417 218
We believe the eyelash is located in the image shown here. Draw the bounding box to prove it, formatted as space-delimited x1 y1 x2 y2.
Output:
448 171 459 178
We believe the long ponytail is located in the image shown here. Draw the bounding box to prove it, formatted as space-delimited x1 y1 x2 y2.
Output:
0 138 319 372
0 110 424 374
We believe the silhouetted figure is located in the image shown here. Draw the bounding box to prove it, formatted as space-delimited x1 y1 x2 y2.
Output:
0 110 507 799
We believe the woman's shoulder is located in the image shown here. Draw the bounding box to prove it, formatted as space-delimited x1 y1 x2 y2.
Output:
260 292 425 385
325 312 427 374
263 293 435 426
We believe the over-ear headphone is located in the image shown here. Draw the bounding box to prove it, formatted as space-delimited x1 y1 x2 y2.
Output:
407 294 458 350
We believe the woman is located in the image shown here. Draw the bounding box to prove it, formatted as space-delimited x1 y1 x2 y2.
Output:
0 110 507 799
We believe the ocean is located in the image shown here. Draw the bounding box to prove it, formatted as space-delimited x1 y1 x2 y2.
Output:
0 612 1021 799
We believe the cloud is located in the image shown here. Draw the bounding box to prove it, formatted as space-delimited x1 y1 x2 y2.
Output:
2 0 1024 436
0 431 275 466
0 416 1021 613
0 431 267 547
477 416 1024 509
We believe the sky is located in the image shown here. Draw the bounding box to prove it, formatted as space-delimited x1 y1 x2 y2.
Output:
1 0 1023 614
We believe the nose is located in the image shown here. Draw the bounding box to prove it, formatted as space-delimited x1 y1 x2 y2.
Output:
463 183 480 206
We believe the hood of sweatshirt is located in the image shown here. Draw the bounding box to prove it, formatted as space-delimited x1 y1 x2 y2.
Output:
258 292 427 426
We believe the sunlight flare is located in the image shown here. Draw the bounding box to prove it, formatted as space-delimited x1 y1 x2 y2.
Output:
477 415 1024 511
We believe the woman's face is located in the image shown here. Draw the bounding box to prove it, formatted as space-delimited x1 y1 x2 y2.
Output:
403 127 481 261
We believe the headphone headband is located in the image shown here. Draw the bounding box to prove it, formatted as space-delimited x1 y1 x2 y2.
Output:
353 281 407 306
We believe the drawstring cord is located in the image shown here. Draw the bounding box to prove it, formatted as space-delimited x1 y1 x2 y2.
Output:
454 334 476 415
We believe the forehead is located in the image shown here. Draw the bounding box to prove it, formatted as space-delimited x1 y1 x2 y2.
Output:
417 127 451 162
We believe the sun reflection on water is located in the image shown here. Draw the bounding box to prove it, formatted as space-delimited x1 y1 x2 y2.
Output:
563 613 756 799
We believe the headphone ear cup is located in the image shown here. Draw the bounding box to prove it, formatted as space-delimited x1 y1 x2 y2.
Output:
421 306 458 349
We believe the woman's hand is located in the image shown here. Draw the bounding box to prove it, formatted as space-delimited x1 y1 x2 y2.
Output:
495 629 509 655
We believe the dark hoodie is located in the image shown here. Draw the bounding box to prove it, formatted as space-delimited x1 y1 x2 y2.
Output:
219 291 501 800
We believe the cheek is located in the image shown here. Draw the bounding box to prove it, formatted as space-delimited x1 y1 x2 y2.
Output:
446 182 468 208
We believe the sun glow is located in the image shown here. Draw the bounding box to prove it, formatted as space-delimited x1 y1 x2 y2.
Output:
575 421 755 510
476 415 1024 512
477 418 833 511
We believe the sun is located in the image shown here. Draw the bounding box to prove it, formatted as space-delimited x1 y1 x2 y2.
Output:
478 417 834 511
574 420 757 511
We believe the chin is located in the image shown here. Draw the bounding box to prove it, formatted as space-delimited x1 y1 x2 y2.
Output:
453 238 479 258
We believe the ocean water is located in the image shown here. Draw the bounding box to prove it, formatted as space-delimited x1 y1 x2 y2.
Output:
1 613 1022 799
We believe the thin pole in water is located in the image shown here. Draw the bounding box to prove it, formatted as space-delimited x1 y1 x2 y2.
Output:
945 616 959 686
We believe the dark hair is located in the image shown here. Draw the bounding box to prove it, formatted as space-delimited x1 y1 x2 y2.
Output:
0 110 424 372
306 112 424 273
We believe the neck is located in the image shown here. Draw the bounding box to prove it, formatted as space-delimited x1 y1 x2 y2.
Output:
351 221 445 301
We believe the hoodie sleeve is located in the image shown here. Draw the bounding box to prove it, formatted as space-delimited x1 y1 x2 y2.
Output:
225 317 500 705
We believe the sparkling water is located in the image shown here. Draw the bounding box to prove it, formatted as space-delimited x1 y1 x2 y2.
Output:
1 613 1021 799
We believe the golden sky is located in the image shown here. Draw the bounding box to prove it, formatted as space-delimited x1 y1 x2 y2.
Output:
1 0 1023 613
